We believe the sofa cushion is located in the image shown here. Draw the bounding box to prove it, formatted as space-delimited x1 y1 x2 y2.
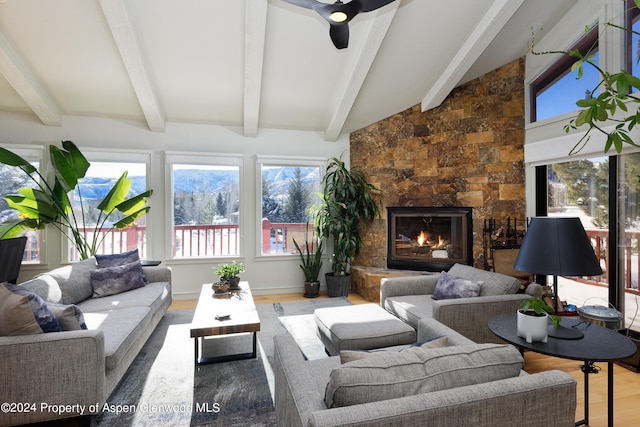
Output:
90 261 146 298
48 303 87 330
448 263 521 296
83 306 152 371
432 271 482 300
0 284 43 335
96 248 147 282
18 275 63 304
78 281 170 314
45 257 98 304
4 284 61 332
339 336 449 364
324 343 523 408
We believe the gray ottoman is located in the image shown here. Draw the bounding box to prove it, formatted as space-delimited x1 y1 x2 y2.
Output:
314 303 417 356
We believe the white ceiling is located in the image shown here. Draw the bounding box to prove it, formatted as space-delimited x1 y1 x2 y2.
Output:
0 0 575 141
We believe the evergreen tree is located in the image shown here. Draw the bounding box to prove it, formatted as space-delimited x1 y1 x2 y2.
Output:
261 177 283 222
284 168 310 223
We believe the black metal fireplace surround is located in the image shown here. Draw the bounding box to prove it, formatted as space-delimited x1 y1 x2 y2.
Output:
387 207 473 272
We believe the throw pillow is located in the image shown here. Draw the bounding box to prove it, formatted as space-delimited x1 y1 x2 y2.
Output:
47 303 87 330
90 260 146 298
340 336 449 364
18 275 63 303
95 249 147 282
432 271 482 300
0 284 43 336
45 257 98 304
4 284 61 333
325 343 523 408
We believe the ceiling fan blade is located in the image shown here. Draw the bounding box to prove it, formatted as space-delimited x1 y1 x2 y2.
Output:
355 0 396 13
329 23 349 49
280 0 319 10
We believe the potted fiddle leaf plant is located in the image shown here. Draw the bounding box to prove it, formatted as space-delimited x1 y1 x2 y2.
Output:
313 155 381 297
517 297 561 343
293 223 323 298
213 261 245 290
0 141 153 260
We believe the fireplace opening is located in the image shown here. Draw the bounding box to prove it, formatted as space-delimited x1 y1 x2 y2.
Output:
387 207 473 271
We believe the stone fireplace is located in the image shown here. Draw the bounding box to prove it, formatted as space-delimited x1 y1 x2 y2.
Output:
348 58 526 303
387 207 472 271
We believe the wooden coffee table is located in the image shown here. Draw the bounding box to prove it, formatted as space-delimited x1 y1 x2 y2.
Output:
190 282 261 365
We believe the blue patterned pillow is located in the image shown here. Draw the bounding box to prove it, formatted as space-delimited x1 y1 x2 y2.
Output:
95 249 147 283
4 284 61 332
432 271 482 300
90 260 146 298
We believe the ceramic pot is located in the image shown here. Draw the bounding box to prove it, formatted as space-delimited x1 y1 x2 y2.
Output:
304 281 320 298
517 309 549 343
225 276 241 290
325 273 350 297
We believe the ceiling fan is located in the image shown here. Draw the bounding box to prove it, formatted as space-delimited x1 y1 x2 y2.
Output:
281 0 396 49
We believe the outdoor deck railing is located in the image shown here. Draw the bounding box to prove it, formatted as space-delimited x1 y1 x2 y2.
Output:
26 225 639 294
59 221 314 260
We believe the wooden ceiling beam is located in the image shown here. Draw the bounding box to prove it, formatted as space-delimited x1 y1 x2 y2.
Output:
99 0 165 132
0 30 62 126
324 1 400 142
243 0 268 137
420 0 524 112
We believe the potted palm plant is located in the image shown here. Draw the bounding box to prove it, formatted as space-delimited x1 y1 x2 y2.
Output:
0 141 152 259
313 155 381 297
293 223 323 298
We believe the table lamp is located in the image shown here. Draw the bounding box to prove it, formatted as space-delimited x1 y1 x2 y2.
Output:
514 217 603 339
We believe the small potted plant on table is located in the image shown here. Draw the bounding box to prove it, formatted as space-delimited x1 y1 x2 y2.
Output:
293 223 323 298
517 297 561 343
213 261 245 290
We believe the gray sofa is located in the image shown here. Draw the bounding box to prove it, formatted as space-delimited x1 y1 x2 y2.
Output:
274 317 577 427
0 257 172 426
380 263 542 343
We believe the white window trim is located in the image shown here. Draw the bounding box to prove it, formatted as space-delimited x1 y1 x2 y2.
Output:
63 149 152 262
1 144 46 266
165 151 244 261
255 155 325 259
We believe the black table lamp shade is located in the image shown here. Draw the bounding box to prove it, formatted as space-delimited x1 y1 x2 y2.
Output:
514 217 602 340
514 217 603 277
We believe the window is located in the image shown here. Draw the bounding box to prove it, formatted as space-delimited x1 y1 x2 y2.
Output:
531 26 600 122
543 154 640 333
0 146 44 263
626 0 640 85
257 157 322 255
70 156 150 261
167 153 242 258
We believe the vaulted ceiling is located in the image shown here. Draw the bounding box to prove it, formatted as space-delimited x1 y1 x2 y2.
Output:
0 0 575 141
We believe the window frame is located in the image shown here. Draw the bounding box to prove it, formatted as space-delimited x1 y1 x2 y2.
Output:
530 25 599 123
0 144 46 265
255 155 325 259
165 151 244 260
65 149 152 262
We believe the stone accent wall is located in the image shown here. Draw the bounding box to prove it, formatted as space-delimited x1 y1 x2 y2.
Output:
350 58 526 270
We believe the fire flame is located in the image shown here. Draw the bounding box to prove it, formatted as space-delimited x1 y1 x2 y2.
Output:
438 235 445 247
417 231 427 246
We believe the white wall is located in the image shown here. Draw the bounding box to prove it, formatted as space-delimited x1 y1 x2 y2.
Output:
1 112 349 298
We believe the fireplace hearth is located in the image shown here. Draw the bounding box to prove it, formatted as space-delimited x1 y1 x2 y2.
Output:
387 207 473 271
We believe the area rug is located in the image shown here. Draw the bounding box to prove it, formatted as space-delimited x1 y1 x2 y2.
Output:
91 296 352 426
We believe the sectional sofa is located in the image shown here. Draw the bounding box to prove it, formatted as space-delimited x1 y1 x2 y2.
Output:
274 316 577 426
0 255 172 426
381 263 543 343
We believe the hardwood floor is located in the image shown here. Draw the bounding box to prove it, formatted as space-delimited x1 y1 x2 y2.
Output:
171 292 640 426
